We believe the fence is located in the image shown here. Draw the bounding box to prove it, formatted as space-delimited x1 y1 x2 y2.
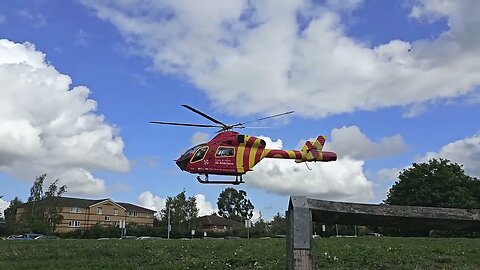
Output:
286 196 480 269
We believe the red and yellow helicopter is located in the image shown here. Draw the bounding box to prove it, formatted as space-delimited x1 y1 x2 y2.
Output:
151 105 337 185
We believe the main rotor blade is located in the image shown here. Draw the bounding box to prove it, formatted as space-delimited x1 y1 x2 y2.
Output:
150 121 222 128
234 110 294 127
182 105 228 128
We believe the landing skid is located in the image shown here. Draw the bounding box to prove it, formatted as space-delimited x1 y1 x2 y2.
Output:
196 174 244 185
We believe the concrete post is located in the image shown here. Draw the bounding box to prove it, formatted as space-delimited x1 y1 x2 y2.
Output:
287 196 313 270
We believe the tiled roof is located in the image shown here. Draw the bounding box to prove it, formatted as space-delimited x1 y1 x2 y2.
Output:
19 197 155 213
197 214 242 227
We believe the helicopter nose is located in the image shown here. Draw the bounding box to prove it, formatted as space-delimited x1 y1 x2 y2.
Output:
175 157 189 171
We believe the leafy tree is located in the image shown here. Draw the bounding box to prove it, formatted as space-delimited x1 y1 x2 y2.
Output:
385 158 480 208
217 188 254 222
159 191 198 237
3 197 23 234
22 174 67 234
269 212 286 235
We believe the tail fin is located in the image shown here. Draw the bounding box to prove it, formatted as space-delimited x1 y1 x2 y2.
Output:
296 136 326 162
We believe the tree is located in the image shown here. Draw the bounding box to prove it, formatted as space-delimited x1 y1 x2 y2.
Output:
217 188 254 222
385 158 480 209
269 212 286 235
2 197 23 234
159 191 198 237
22 174 67 234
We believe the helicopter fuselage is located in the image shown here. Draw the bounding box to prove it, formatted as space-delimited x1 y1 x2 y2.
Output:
175 131 337 177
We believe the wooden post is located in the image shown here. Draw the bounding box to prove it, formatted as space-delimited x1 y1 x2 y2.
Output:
287 196 313 270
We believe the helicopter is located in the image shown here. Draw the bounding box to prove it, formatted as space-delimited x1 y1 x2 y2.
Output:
151 105 337 185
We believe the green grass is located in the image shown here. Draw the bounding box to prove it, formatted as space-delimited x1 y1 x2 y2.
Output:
0 237 479 269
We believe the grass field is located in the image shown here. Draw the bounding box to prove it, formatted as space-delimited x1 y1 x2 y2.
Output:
0 237 479 269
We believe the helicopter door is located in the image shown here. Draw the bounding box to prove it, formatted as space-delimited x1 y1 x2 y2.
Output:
214 146 236 172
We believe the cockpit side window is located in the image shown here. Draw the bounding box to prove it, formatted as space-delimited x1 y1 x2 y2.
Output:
215 147 235 157
191 146 208 163
183 144 205 157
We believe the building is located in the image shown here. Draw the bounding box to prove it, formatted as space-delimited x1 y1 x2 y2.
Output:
16 197 156 233
197 214 242 233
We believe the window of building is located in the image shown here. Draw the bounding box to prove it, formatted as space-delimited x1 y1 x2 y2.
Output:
215 147 235 157
70 207 81 213
68 220 81 227
191 146 208 162
128 211 137 217
97 207 103 215
114 209 118 216
105 216 110 221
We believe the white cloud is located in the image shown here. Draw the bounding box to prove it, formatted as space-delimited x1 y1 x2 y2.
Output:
325 0 363 11
138 191 218 217
377 167 401 182
0 198 9 218
419 132 480 177
138 191 166 212
401 103 428 118
191 132 210 146
0 39 130 196
325 126 406 160
250 210 261 223
245 136 373 202
194 194 217 216
82 1 480 118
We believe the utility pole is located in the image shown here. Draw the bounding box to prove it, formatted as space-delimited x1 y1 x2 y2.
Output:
167 206 171 239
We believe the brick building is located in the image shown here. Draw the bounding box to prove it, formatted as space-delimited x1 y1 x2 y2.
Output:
16 197 155 232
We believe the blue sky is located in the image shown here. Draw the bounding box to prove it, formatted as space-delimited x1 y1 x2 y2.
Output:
1 0 479 220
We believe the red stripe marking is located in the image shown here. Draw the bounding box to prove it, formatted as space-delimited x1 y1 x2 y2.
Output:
254 147 264 165
246 136 257 147
317 136 325 146
243 146 252 171
306 141 314 150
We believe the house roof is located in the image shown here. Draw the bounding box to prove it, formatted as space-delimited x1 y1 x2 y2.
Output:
18 197 155 213
197 214 242 227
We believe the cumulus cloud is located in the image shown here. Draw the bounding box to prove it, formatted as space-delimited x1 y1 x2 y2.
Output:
245 136 373 202
138 191 218 217
0 39 130 196
82 1 480 117
194 194 217 216
0 198 9 218
138 191 166 212
419 132 480 177
191 132 210 146
325 126 406 159
250 210 261 223
377 131 480 188
377 167 401 182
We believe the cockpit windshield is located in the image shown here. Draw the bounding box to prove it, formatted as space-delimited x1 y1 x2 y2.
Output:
181 144 206 157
